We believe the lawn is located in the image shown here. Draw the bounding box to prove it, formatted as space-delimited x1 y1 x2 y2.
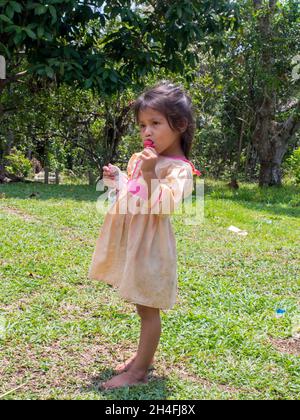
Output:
0 179 299 400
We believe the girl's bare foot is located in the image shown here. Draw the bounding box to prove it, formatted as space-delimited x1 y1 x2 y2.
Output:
114 354 137 373
99 370 148 391
114 354 154 374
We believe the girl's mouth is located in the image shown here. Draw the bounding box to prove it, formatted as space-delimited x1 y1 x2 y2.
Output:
144 139 155 148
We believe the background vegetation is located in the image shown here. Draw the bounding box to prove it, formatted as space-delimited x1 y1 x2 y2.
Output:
0 0 299 186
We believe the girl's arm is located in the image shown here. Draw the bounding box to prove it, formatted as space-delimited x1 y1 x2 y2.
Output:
144 164 194 216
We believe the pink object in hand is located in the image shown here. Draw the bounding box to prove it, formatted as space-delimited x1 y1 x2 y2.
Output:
143 139 155 148
130 139 156 182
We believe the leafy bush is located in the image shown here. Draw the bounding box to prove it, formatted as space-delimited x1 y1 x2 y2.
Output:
4 148 33 179
285 147 300 184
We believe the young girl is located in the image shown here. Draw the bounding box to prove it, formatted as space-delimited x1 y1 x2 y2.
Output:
88 80 201 390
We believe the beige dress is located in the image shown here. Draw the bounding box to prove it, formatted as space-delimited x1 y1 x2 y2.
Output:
88 152 195 310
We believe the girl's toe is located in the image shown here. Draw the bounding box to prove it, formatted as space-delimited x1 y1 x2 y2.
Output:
98 381 108 391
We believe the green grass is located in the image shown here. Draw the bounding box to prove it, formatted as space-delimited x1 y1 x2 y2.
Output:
0 178 299 400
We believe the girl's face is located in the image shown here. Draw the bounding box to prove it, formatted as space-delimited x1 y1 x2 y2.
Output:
138 107 186 156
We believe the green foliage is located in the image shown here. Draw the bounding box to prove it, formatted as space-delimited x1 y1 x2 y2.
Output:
117 132 141 170
0 1 240 95
4 148 32 178
1 1 299 186
285 147 300 184
197 0 300 181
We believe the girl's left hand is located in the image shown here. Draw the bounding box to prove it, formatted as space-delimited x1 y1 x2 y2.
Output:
140 147 158 173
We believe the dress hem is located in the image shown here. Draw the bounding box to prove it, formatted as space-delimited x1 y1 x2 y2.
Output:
88 273 176 311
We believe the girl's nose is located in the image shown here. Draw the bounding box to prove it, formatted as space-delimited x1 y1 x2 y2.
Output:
144 126 152 136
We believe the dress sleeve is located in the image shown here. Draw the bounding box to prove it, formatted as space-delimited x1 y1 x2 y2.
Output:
148 162 194 216
103 152 140 191
127 152 140 179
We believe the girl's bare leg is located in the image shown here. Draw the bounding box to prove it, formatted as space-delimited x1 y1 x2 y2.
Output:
129 305 161 373
114 353 154 374
100 305 161 390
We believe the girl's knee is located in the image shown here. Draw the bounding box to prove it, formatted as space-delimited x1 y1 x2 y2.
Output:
136 304 160 319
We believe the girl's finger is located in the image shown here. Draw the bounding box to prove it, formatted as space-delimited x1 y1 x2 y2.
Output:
103 171 114 177
141 150 150 158
104 167 113 173
143 148 157 157
145 146 157 154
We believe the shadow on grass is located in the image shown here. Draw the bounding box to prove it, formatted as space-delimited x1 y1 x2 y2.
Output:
1 180 299 219
203 179 300 219
0 181 102 202
82 369 169 399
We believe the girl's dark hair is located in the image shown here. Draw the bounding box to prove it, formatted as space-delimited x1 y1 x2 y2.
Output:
132 80 196 159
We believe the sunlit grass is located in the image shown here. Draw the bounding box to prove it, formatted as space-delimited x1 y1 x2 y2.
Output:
0 178 299 400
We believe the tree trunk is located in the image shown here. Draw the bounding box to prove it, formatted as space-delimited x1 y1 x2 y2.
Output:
0 163 6 182
0 130 16 183
251 0 300 186
88 170 95 186
44 167 49 184
55 169 60 185
103 99 133 166
232 118 245 181
253 93 300 186
245 142 259 181
259 161 282 187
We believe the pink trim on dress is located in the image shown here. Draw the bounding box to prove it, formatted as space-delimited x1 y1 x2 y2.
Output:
131 160 141 179
160 155 202 176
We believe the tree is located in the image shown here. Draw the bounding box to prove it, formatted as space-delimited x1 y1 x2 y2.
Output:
0 0 239 96
251 0 300 186
203 0 300 185
0 0 240 182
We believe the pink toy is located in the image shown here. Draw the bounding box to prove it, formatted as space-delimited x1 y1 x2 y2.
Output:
143 139 155 148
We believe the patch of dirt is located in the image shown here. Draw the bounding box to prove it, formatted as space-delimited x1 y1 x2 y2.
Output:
0 206 94 245
0 338 115 398
1 292 42 312
156 361 259 396
0 206 41 223
269 336 300 356
0 337 260 399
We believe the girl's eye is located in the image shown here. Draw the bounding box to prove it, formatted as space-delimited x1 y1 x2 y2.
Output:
139 122 159 128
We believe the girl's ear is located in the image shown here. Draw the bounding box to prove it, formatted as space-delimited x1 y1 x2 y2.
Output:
178 118 188 133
